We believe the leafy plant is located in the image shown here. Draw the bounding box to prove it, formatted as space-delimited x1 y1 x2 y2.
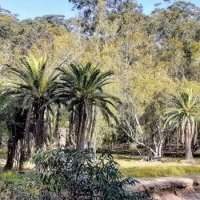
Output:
34 149 145 200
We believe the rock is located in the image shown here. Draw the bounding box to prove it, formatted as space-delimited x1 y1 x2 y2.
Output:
191 176 200 186
152 193 182 200
127 177 200 200
129 177 194 193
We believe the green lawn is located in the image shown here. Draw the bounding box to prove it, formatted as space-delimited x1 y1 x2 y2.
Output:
114 155 200 178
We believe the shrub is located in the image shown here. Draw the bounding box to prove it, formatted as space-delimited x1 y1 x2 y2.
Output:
34 149 145 200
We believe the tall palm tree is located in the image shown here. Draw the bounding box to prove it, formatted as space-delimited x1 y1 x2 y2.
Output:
164 90 200 160
4 54 58 152
56 63 119 150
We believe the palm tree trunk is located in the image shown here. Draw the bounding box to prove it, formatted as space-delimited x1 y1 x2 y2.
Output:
68 111 76 148
19 139 25 171
25 106 32 157
88 107 96 150
185 122 193 160
86 105 93 148
18 107 32 170
185 136 193 160
53 104 61 147
77 104 87 150
46 110 52 145
4 136 18 170
4 120 21 170
0 134 2 148
35 107 45 150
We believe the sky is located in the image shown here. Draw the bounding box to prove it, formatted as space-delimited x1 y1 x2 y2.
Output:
0 0 200 20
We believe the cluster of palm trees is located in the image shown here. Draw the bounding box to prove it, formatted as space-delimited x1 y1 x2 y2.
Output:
2 54 118 170
1 53 199 170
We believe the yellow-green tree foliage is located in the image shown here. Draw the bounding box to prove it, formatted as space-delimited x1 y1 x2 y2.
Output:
1 1 200 144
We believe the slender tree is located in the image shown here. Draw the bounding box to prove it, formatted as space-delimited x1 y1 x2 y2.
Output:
164 90 200 160
56 63 119 150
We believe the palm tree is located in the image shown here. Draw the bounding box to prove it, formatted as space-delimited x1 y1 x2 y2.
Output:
56 63 119 150
164 90 200 160
3 54 58 157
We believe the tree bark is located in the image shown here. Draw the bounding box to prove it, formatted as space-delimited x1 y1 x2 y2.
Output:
4 137 18 170
67 111 76 148
185 136 193 160
35 107 45 150
53 104 61 147
185 122 193 160
19 139 25 171
0 134 2 148
77 104 87 150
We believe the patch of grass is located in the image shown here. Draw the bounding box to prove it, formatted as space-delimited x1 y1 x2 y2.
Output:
0 171 42 196
114 155 200 178
120 165 200 178
0 171 25 185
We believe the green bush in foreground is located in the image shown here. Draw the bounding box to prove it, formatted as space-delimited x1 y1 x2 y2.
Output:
34 149 150 200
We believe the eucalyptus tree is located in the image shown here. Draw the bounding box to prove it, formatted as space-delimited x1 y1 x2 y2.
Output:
164 90 200 160
68 0 141 35
3 54 58 153
149 1 200 81
56 63 119 150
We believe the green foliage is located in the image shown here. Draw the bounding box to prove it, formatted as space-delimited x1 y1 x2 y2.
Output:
165 90 200 128
5 54 57 110
34 149 141 200
164 90 200 159
1 0 200 184
56 63 119 149
0 171 42 199
57 63 119 123
2 54 59 148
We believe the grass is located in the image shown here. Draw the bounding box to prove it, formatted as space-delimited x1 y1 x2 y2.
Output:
121 165 200 178
0 170 42 196
1 152 200 182
114 155 200 178
0 171 26 184
0 148 40 196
